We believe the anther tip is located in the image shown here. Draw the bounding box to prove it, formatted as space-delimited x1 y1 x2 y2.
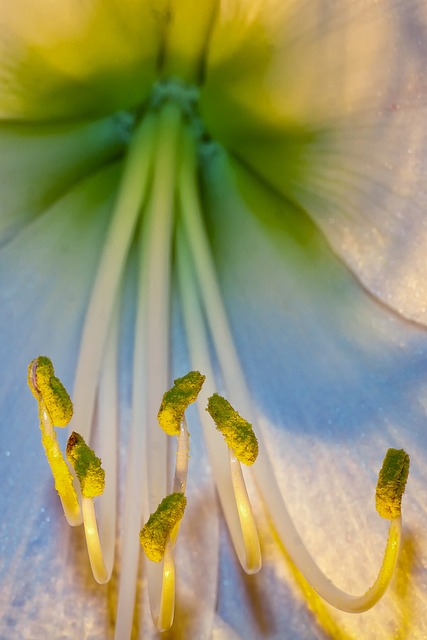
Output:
140 493 187 562
158 371 205 436
206 393 258 465
28 356 73 426
66 431 105 498
376 448 410 520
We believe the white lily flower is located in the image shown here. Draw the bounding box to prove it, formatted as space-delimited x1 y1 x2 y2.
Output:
0 1 426 639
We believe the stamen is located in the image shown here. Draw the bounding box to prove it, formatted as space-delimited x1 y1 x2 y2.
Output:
158 371 204 549
176 133 407 609
177 133 262 574
115 100 183 639
66 432 108 584
206 393 261 572
139 372 204 629
159 370 204 518
176 226 261 574
28 356 81 526
140 493 187 633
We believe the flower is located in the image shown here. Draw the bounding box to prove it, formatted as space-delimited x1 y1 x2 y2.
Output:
1 1 427 638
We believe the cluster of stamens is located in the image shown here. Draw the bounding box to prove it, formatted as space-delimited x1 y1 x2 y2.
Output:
28 355 410 630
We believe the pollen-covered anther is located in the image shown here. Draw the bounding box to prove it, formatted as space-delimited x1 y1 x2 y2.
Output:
66 431 105 498
158 370 205 436
28 355 73 426
376 448 410 520
66 431 109 583
140 493 187 562
206 393 258 465
27 356 81 526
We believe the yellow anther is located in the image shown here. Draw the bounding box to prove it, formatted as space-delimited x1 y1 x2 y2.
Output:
27 356 80 525
28 356 73 427
158 371 205 436
66 431 105 499
140 493 187 562
206 394 258 465
376 448 410 520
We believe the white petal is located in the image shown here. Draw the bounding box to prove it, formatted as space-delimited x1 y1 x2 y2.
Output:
162 0 217 82
0 114 130 244
0 163 122 636
201 149 427 639
202 0 427 324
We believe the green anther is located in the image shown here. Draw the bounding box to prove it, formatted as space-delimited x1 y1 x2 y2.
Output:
376 448 410 520
158 371 205 436
206 394 259 466
66 431 105 499
140 492 187 562
28 356 73 427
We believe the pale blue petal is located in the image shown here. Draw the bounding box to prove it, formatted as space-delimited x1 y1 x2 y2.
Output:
0 162 121 638
201 149 427 639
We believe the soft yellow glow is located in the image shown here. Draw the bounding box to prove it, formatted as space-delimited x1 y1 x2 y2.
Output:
38 406 81 526
81 496 109 584
28 356 81 526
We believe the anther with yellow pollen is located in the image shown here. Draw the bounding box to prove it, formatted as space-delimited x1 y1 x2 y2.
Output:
158 370 205 500
273 446 410 613
140 371 204 631
66 431 109 584
206 393 261 574
28 358 411 626
27 356 81 526
140 492 187 563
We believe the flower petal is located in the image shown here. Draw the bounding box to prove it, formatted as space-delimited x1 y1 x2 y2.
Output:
0 0 168 120
161 0 217 82
200 148 427 639
201 0 427 324
0 114 130 245
0 163 122 636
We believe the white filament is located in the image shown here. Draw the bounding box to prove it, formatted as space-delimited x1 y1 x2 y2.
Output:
115 102 182 638
177 129 401 611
